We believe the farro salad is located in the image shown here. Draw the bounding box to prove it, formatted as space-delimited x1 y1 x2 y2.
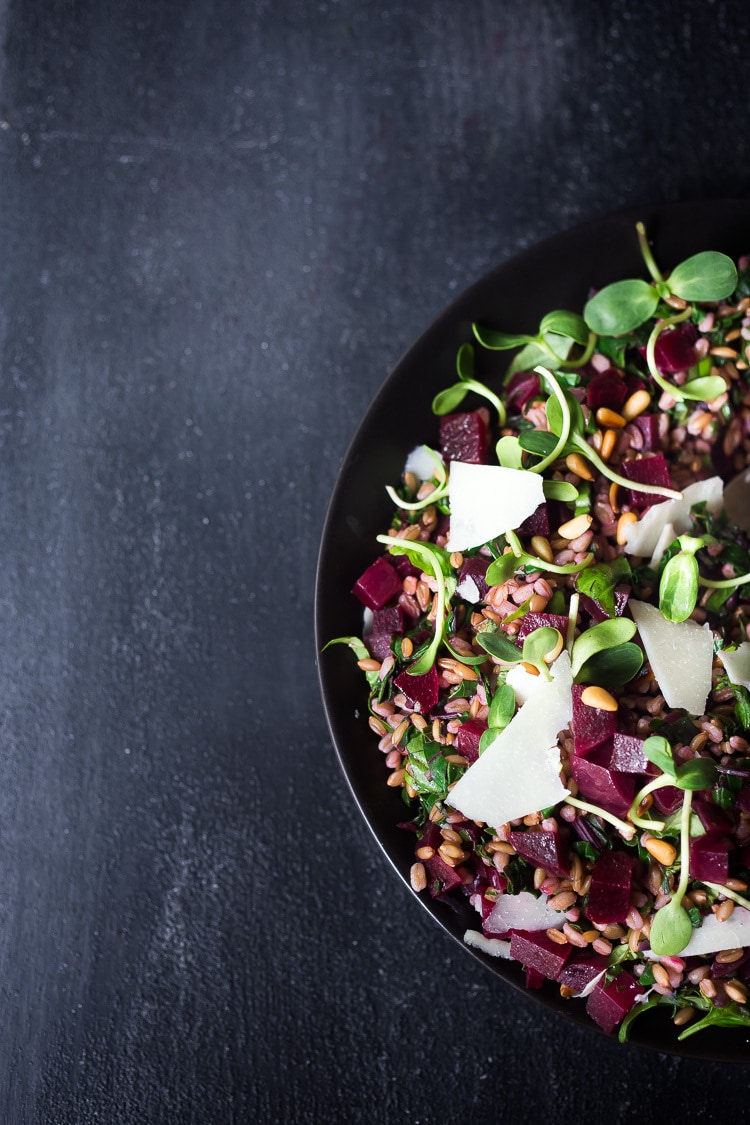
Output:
328 224 750 1041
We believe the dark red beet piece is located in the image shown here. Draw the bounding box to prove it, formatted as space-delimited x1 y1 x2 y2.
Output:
633 413 662 451
508 828 571 878
372 606 405 635
510 930 571 980
440 410 488 464
653 322 699 373
689 834 730 884
579 585 630 624
609 732 648 774
571 684 618 756
506 370 541 410
586 971 645 1034
568 745 635 817
392 554 420 580
517 502 550 538
365 633 395 662
586 850 634 925
352 556 403 610
393 664 439 713
424 853 465 898
621 454 673 510
456 718 488 764
652 784 682 814
457 557 490 601
694 798 734 835
557 949 609 991
585 368 628 413
517 612 570 641
525 967 546 990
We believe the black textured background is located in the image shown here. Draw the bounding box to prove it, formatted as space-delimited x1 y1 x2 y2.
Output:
1 2 749 1122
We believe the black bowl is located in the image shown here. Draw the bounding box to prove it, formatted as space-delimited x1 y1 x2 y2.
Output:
315 199 750 1060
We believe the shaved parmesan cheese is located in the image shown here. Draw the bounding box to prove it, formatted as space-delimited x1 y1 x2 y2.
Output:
506 662 544 706
463 930 512 959
446 462 544 552
404 444 442 481
718 641 750 689
629 600 713 715
623 477 723 558
455 574 481 603
446 651 573 826
645 908 750 958
485 890 566 934
649 521 677 568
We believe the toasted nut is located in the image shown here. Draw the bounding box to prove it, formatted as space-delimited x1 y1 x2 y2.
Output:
673 1006 695 1027
616 511 638 545
600 428 617 461
709 345 739 359
520 661 541 676
609 481 621 514
564 453 595 481
622 388 651 422
580 685 618 712
596 407 626 429
530 535 554 562
643 837 677 866
543 629 565 664
558 513 593 540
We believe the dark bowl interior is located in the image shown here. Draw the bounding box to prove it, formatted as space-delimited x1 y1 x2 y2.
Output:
316 199 750 1060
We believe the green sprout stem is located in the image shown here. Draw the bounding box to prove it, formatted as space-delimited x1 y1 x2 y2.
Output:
700 572 750 591
580 436 683 501
505 529 594 576
565 796 636 840
528 367 572 474
376 534 449 675
645 308 695 401
628 775 670 832
674 790 694 904
700 882 750 912
636 221 665 284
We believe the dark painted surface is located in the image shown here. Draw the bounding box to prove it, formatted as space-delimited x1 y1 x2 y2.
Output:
0 2 749 1121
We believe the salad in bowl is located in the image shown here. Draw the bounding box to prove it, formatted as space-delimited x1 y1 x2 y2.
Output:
320 211 750 1048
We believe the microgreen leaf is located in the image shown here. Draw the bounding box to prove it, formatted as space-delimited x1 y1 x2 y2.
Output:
472 324 536 350
496 435 524 469
485 552 520 585
648 895 694 957
505 341 552 379
659 550 699 623
456 341 475 381
574 642 644 687
521 626 560 678
642 735 676 778
674 758 718 791
488 682 516 730
475 629 522 663
570 618 637 677
667 251 738 302
518 430 559 456
376 535 455 674
583 278 660 336
432 383 469 414
576 557 632 617
323 636 380 688
539 309 589 345
542 480 579 502
678 375 728 402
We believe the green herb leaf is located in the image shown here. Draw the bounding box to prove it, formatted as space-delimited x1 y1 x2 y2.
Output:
583 278 660 336
505 341 553 379
677 1002 750 1041
472 324 535 351
575 557 632 617
485 552 521 584
542 480 579 502
679 375 728 403
659 551 699 622
667 251 738 302
518 430 559 456
574 642 644 687
488 682 516 730
539 310 590 345
322 635 380 688
496 435 524 469
675 758 718 791
456 341 475 381
570 618 637 677
432 383 469 415
642 735 676 777
476 630 522 663
521 626 559 678
648 896 694 957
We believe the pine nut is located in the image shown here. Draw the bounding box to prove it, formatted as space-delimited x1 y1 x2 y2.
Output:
643 837 677 867
652 964 671 989
600 428 617 461
622 388 651 421
580 685 618 712
673 1007 695 1026
543 629 564 663
609 481 621 513
558 513 593 540
709 345 739 359
546 928 568 945
616 511 638 545
530 535 554 562
596 407 626 429
564 453 595 481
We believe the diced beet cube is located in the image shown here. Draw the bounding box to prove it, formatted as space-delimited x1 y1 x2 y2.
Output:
352 556 403 610
456 718 488 764
572 684 618 756
579 585 630 624
424 853 465 898
506 370 542 410
365 633 395 662
457 556 490 602
633 413 662 451
621 454 673 510
372 606 405 635
557 949 609 992
440 410 488 464
652 785 682 814
517 502 550 538
525 967 546 990
517 613 570 641
653 322 699 373
392 554 420 580
610 732 648 774
510 929 572 980
586 971 645 1034
568 745 635 817
585 368 628 413
737 788 750 814
586 850 634 925
508 828 570 878
689 834 730 884
393 664 439 713
416 821 443 854
694 798 734 835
